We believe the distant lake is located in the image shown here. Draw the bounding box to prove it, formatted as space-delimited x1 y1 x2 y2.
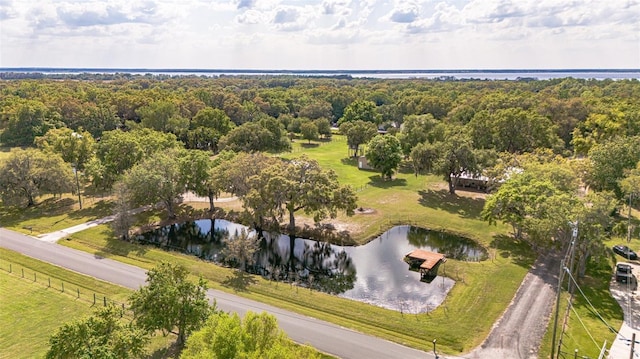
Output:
2 68 639 80
137 219 488 313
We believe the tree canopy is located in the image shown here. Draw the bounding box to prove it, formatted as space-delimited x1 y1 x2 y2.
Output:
129 262 213 346
120 149 187 218
365 134 403 180
339 120 378 158
0 148 74 207
47 304 149 359
180 311 321 359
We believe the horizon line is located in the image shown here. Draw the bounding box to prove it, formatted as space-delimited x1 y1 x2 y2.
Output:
1 67 639 74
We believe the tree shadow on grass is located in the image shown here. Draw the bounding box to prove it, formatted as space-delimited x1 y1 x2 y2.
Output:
340 157 359 167
367 175 407 188
93 227 148 259
417 189 485 219
578 254 625 322
396 162 415 175
0 197 75 230
222 270 257 292
489 234 536 269
301 143 320 148
145 337 180 359
67 200 115 220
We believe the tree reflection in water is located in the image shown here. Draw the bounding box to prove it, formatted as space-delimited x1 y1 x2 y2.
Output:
137 220 487 312
406 227 487 261
137 220 357 295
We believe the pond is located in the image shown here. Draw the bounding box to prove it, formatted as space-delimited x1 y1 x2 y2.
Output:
136 219 487 313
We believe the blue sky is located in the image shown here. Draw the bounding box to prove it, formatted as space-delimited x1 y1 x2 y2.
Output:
1 0 638 70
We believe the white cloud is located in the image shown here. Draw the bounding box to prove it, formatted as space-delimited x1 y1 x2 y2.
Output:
322 0 352 16
270 5 316 32
0 0 637 69
385 1 420 23
236 9 264 24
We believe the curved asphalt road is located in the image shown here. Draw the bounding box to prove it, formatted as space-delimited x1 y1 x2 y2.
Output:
0 228 438 359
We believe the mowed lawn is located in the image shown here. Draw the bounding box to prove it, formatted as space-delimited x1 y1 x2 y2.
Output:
0 195 115 236
0 248 132 359
280 135 508 245
0 273 97 358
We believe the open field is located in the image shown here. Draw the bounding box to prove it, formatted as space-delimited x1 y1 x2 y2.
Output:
0 248 146 358
278 135 509 245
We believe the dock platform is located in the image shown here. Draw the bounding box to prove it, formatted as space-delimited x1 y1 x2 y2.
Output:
404 249 446 278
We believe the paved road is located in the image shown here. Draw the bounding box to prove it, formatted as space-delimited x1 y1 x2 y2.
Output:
0 228 441 359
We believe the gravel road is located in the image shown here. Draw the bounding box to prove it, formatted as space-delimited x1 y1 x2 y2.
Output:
466 254 561 359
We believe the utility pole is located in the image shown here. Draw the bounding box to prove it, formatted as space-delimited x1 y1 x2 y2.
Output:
628 192 633 244
567 222 578 294
73 164 82 209
551 259 565 359
630 332 636 359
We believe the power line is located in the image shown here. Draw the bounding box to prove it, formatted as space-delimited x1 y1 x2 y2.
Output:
565 268 620 336
569 297 603 353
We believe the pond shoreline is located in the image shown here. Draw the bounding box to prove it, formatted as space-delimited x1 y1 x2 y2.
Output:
135 218 487 313
134 203 490 252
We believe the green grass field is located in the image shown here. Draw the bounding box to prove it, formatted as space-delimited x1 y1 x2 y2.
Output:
0 195 114 235
280 135 508 244
0 248 134 358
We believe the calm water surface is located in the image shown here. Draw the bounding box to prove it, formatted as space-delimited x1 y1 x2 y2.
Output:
137 219 487 312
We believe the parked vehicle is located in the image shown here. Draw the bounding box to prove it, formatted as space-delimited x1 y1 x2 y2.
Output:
615 263 633 283
612 245 638 260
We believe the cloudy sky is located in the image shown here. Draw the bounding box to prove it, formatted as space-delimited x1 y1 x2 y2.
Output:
1 0 638 70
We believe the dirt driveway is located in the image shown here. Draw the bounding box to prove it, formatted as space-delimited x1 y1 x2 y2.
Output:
466 253 561 359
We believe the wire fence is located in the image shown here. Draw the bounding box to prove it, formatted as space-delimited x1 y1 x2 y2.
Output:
0 258 130 315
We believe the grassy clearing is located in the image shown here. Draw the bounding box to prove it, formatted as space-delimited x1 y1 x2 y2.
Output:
0 267 95 358
0 194 114 235
278 135 509 245
62 224 532 354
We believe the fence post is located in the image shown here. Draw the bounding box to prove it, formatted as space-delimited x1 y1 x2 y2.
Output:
62 282 64 293
9 263 11 273
93 293 96 305
48 277 51 287
121 303 125 317
21 268 24 278
34 272 36 282
77 288 80 298
103 296 107 306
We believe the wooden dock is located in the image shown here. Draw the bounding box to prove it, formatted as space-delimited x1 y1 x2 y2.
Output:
404 249 446 278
